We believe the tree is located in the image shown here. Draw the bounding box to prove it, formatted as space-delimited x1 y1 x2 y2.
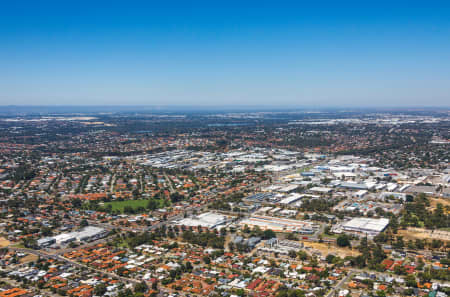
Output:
22 238 37 249
374 232 388 243
262 229 276 239
118 288 133 297
135 281 148 293
288 250 297 259
80 219 89 228
132 189 140 198
297 250 308 261
394 265 406 275
72 198 83 208
415 238 425 249
94 284 107 296
276 288 305 297
393 236 404 249
41 226 53 236
336 234 351 247
286 233 297 240
123 206 135 214
228 242 234 251
203 256 211 264
220 227 227 236
170 193 185 203
405 274 417 288
152 280 158 290
326 254 335 264
147 199 158 211
431 239 443 249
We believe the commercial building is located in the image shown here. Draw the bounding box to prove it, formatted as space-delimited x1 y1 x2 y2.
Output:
309 187 333 194
239 215 317 234
354 190 368 198
53 233 77 245
75 226 109 242
259 239 304 255
301 172 315 177
342 218 389 237
232 235 261 248
36 237 56 248
339 182 368 190
38 226 108 247
278 184 299 193
404 185 438 196
279 193 304 205
379 192 407 201
175 212 228 229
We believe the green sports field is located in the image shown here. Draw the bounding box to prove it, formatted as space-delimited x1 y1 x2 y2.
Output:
104 199 165 213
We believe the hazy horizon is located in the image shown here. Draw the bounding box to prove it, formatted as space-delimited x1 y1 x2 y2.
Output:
0 104 448 115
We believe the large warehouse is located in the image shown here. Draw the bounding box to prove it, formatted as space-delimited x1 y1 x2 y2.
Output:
37 226 108 248
175 212 228 229
342 218 389 236
239 215 317 234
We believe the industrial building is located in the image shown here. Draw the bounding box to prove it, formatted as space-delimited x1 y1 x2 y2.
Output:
175 212 228 229
259 239 304 255
341 217 389 237
75 226 109 242
37 226 108 248
338 182 368 190
277 184 299 193
279 193 304 205
233 235 261 248
239 215 317 234
379 192 407 201
308 186 333 194
36 237 56 248
354 190 368 198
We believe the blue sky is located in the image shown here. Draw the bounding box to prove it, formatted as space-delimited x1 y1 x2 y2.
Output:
1 1 450 106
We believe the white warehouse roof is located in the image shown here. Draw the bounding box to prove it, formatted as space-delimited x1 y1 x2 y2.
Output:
279 193 304 205
176 212 227 229
343 218 389 233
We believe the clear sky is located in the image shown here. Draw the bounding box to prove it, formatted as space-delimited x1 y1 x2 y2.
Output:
1 1 450 107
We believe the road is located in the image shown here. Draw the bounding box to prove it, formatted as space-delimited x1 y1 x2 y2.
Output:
324 267 450 297
0 276 61 297
326 270 355 297
8 246 139 284
109 174 116 192
163 173 175 193
3 174 286 292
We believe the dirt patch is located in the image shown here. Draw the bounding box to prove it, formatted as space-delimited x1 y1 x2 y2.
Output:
398 227 450 242
428 198 450 213
0 237 10 247
20 253 38 264
302 241 360 258
19 253 39 264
